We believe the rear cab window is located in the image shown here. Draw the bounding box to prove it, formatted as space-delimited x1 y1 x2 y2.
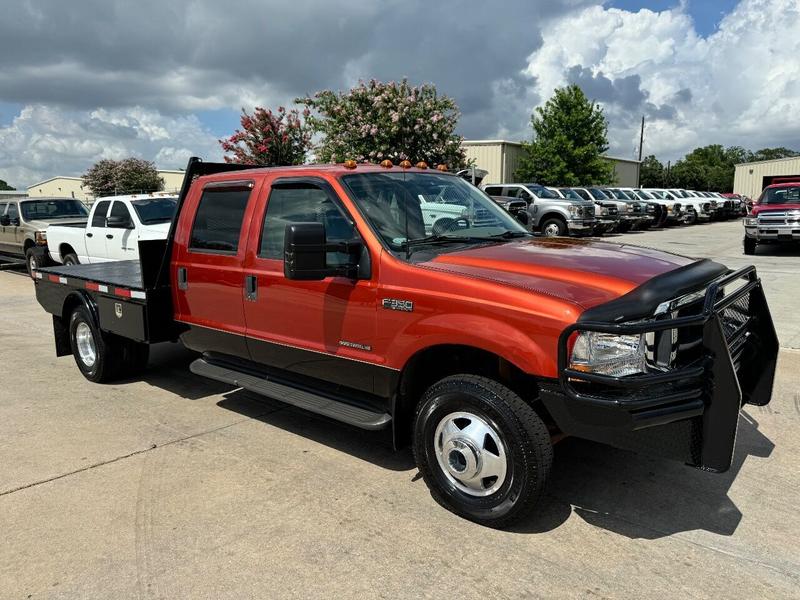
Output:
189 181 254 254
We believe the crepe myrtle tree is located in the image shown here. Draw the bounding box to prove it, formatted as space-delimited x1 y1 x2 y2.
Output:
298 79 468 169
516 84 615 186
220 106 313 166
82 158 163 196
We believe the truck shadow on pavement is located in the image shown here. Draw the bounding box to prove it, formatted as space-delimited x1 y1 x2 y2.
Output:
137 343 775 538
514 411 774 538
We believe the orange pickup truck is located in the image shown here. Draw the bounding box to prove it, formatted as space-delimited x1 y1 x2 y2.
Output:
32 158 778 528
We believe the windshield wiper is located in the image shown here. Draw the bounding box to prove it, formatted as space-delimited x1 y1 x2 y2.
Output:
402 230 529 256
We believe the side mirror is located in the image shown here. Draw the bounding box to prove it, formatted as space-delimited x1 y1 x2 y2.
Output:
0 215 9 226
106 215 134 229
284 222 363 281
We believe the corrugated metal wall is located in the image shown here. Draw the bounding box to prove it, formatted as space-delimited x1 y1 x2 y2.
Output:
734 157 800 199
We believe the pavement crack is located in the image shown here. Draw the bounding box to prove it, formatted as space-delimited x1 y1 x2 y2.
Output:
0 408 281 498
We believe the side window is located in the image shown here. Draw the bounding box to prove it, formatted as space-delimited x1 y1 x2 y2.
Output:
517 188 533 201
483 186 502 196
189 185 252 254
0 203 7 217
260 183 354 265
502 187 519 198
7 203 18 220
91 201 111 227
110 201 132 223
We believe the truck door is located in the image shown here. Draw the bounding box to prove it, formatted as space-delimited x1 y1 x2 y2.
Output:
171 179 259 359
84 200 111 263
0 203 9 253
105 201 137 261
242 177 379 394
5 202 22 255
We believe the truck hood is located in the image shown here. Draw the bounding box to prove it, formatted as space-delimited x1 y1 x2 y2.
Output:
752 204 800 215
420 237 696 310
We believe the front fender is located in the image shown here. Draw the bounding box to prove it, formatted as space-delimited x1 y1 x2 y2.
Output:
385 312 559 378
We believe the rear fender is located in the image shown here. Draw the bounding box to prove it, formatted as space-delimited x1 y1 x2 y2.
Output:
55 290 100 356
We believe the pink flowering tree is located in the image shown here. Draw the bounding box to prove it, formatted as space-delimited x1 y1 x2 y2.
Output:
219 106 312 166
298 79 468 168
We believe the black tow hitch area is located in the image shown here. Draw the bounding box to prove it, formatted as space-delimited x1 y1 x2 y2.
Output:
544 265 779 473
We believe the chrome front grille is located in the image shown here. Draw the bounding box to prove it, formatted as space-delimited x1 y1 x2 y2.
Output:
758 210 800 226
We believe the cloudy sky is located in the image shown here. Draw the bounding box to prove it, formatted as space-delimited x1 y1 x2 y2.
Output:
1 0 798 188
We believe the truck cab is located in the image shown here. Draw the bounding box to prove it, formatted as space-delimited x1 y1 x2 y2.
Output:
31 158 779 529
47 193 177 265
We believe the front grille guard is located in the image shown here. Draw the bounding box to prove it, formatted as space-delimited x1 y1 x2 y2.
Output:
556 266 779 471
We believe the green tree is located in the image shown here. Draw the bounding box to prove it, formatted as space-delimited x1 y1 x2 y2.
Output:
515 84 614 186
298 79 467 168
82 158 163 197
220 106 312 166
751 147 800 162
0 178 15 191
639 155 665 187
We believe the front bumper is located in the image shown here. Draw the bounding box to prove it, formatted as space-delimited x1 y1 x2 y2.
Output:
568 219 598 234
544 266 778 472
745 224 800 241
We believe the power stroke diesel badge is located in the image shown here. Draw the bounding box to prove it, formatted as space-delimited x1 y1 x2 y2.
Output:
382 298 414 312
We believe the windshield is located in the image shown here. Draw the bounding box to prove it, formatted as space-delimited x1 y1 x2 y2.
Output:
647 190 665 199
560 188 583 200
605 189 628 200
342 172 527 254
588 188 610 201
634 190 654 200
20 199 88 220
761 186 800 205
524 184 559 199
131 197 178 224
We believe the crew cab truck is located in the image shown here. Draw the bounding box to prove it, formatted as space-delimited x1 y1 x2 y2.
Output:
744 182 800 254
31 158 779 529
46 192 178 265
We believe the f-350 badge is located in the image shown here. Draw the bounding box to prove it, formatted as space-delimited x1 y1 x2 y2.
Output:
382 298 414 312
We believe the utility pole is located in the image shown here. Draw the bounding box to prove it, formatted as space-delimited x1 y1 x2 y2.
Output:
638 116 645 162
666 160 671 186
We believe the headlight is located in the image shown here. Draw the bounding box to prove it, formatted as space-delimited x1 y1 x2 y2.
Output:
35 231 47 244
570 331 646 377
568 204 583 217
600 207 609 216
744 217 758 226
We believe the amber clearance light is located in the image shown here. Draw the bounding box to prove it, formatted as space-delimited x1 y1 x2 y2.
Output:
399 160 412 169
436 164 448 172
380 159 393 168
343 160 357 169
415 161 429 169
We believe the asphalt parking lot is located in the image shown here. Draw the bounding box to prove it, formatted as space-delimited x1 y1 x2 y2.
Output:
1 220 799 599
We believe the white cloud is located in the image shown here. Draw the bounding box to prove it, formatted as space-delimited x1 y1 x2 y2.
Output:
525 0 800 160
0 105 221 188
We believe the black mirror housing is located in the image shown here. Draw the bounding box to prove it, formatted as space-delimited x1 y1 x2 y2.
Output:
283 222 364 281
284 222 328 280
106 215 133 229
0 216 9 226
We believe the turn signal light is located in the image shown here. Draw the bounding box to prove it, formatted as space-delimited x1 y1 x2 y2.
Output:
399 160 412 169
380 159 393 168
436 164 448 172
415 161 428 169
343 160 357 169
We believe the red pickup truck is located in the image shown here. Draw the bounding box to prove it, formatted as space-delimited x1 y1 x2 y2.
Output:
32 158 778 528
743 182 800 254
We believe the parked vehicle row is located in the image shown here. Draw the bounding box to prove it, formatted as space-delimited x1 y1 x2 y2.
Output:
480 183 746 238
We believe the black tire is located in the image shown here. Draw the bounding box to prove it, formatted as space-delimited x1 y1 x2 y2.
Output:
63 252 79 265
25 247 44 275
685 209 698 225
616 220 632 233
69 305 120 383
413 375 553 529
743 236 757 255
540 217 567 237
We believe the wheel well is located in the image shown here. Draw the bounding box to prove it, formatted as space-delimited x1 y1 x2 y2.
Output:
392 344 548 448
539 212 567 225
60 243 76 258
23 238 35 252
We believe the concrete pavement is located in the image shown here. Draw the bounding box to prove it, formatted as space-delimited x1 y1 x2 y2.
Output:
1 222 799 599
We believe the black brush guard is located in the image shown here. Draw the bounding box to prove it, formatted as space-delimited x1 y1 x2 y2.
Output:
542 266 779 473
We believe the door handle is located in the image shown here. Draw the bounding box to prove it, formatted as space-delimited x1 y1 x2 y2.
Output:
106 234 114 239
177 266 188 290
86 233 93 238
244 275 258 301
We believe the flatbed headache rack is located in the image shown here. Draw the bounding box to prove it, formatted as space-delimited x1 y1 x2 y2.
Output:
31 157 256 346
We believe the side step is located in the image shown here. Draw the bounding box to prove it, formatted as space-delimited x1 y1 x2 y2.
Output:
190 358 391 431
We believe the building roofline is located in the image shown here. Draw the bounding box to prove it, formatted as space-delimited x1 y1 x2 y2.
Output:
735 155 800 167
26 176 83 188
463 139 525 147
157 169 186 174
604 156 642 164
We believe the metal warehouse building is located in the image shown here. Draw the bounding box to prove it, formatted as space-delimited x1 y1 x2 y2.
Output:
462 140 641 186
734 156 800 199
27 169 186 203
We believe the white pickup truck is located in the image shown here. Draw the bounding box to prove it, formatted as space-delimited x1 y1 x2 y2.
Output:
46 193 177 264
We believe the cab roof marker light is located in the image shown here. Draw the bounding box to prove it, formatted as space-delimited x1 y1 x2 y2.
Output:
343 160 357 169
380 160 393 169
399 160 412 169
415 161 429 169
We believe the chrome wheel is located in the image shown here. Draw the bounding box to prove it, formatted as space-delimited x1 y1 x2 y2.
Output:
434 411 508 497
543 222 561 237
28 254 37 271
75 322 97 367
